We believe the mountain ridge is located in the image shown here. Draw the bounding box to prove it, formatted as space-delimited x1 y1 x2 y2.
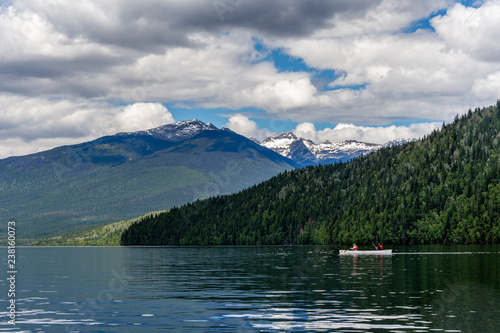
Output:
258 132 416 165
121 103 500 246
133 119 219 142
0 119 297 241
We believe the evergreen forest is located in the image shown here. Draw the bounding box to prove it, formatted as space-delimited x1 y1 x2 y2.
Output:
121 103 500 246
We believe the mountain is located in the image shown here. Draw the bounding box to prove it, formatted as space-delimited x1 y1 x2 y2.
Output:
121 103 500 246
0 120 297 241
260 132 301 156
259 133 416 165
135 119 219 141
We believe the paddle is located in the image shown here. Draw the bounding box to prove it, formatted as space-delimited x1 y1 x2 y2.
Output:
372 243 377 250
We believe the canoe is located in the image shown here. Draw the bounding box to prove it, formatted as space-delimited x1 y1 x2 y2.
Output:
339 249 392 255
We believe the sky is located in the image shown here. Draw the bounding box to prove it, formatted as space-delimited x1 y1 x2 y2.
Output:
1 0 500 158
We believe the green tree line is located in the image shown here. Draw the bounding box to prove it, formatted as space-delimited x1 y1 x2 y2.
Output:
121 102 500 246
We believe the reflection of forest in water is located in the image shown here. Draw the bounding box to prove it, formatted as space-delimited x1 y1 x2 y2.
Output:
8 245 499 332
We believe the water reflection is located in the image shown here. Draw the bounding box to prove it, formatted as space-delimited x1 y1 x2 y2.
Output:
0 246 498 332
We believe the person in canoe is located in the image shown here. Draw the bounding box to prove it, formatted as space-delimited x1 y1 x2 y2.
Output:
372 243 383 250
350 243 358 251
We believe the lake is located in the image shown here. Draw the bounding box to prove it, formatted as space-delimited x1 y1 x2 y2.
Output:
1 245 499 332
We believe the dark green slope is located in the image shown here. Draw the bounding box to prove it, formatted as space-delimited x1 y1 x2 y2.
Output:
0 126 296 241
122 103 500 246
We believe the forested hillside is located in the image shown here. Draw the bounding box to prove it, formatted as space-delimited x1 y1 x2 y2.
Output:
122 103 500 246
0 121 295 240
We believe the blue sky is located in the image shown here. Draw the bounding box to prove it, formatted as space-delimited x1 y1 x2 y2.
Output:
1 0 499 157
170 1 482 133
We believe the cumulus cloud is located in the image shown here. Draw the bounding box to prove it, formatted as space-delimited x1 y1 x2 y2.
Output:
245 77 319 112
2 0 499 119
432 2 500 63
270 1 500 123
293 122 441 144
312 0 449 38
116 103 174 132
0 0 376 98
294 122 318 141
225 115 440 145
470 72 500 100
9 0 375 51
1 0 500 157
0 97 174 158
225 114 274 141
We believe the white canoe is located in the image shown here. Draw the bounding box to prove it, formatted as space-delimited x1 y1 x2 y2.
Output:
339 249 392 255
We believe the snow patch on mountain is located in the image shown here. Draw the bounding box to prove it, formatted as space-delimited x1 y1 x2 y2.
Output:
138 119 219 142
258 132 416 165
260 132 299 156
118 119 416 165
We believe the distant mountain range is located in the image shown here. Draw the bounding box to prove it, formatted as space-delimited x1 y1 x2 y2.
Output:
122 104 500 246
0 119 296 241
1 117 418 242
257 132 416 166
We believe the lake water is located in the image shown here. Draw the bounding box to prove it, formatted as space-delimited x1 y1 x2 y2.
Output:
1 245 499 332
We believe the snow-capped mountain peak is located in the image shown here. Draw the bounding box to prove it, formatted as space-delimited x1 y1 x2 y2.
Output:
141 119 219 142
260 132 299 156
260 133 417 166
260 132 298 145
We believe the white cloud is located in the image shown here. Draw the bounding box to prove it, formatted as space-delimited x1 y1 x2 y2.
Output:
249 78 318 111
314 0 449 38
294 122 318 141
470 72 500 100
226 115 441 145
225 114 274 141
110 32 327 115
0 96 174 158
267 1 500 123
293 122 441 144
432 1 500 63
276 30 481 121
1 0 500 157
116 103 174 132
